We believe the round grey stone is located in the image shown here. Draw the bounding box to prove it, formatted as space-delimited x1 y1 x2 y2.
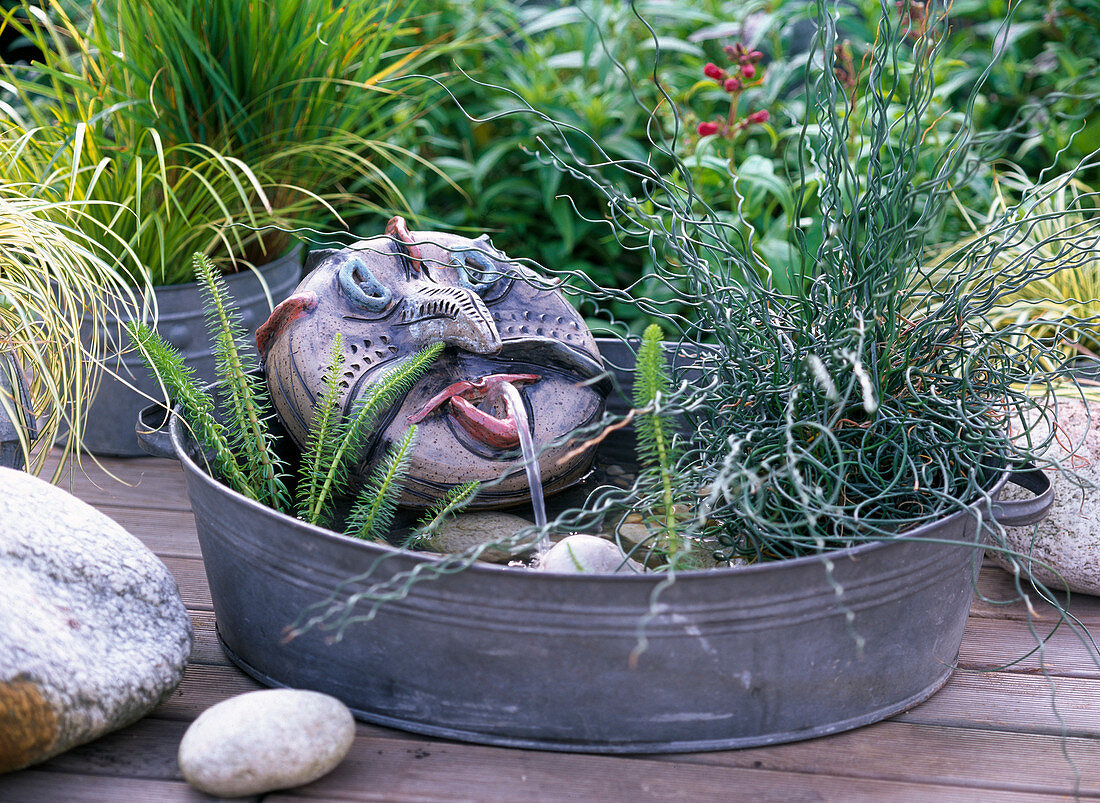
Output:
178 689 355 797
416 511 535 563
993 398 1100 595
0 467 192 773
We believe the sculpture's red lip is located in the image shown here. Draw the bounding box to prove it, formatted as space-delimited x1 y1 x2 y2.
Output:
407 373 539 449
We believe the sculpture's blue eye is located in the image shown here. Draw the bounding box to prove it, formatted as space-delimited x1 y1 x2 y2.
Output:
451 246 513 304
338 256 392 313
451 251 496 295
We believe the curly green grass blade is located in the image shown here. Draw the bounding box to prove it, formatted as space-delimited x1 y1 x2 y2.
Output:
346 426 418 542
306 342 444 527
124 319 254 498
193 252 289 510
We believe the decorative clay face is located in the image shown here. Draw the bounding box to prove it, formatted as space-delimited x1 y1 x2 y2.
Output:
257 217 609 508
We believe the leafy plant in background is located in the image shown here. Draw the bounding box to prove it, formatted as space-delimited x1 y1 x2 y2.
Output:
126 256 447 540
943 0 1100 187
392 0 737 332
394 0 1099 326
0 183 140 477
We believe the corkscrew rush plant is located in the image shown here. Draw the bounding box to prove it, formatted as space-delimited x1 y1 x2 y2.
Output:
382 0 1095 567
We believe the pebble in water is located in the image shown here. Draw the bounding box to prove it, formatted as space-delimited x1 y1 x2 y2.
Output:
415 511 535 563
535 534 644 574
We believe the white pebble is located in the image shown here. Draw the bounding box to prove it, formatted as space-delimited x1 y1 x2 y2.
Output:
536 534 643 574
178 689 355 797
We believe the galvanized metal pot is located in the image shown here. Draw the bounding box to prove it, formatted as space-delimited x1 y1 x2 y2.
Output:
139 343 1053 753
78 248 301 456
0 352 36 470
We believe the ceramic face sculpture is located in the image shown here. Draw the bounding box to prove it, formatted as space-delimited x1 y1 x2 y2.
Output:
257 217 609 508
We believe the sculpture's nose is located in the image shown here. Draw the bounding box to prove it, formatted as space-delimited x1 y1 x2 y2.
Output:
400 282 502 355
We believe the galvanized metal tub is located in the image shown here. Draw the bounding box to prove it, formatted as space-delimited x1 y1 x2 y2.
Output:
140 351 1052 753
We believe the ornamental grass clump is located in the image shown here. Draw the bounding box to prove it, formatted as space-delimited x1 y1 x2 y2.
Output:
2 0 430 280
0 184 141 477
925 166 1100 364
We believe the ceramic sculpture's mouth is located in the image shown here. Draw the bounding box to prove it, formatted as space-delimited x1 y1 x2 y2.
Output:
407 373 539 449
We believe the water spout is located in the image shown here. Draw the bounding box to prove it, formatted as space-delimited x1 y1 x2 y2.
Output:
495 380 548 553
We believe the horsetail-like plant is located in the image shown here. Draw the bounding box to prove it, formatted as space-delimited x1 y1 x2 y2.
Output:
129 252 442 529
632 323 681 557
410 480 483 542
193 253 289 510
124 319 258 501
300 342 444 528
295 333 349 521
346 426 419 542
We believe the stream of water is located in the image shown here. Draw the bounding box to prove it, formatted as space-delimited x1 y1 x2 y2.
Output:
496 380 549 553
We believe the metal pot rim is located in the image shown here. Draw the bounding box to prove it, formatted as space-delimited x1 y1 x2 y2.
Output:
166 406 1031 581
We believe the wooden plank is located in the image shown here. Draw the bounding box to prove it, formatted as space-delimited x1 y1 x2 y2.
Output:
94 506 202 559
26 717 189 781
974 563 1100 627
265 738 1078 803
188 610 229 666
47 453 193 513
0 769 215 802
897 671 1100 737
959 616 1100 678
15 706 1096 801
150 663 265 722
162 557 212 610
659 720 1100 796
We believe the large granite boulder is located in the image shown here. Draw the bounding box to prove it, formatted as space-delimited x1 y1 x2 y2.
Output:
0 467 192 773
994 397 1100 595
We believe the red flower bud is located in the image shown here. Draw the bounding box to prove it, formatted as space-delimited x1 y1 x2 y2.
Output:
746 109 770 125
723 77 742 93
697 121 721 137
723 44 737 60
703 62 726 81
741 63 757 79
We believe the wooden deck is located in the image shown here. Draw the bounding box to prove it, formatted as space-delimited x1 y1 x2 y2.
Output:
3 454 1100 801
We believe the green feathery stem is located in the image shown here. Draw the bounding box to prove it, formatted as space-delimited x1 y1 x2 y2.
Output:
407 481 482 548
125 319 255 499
193 252 290 510
305 342 444 526
634 323 680 555
345 426 418 541
295 333 347 520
